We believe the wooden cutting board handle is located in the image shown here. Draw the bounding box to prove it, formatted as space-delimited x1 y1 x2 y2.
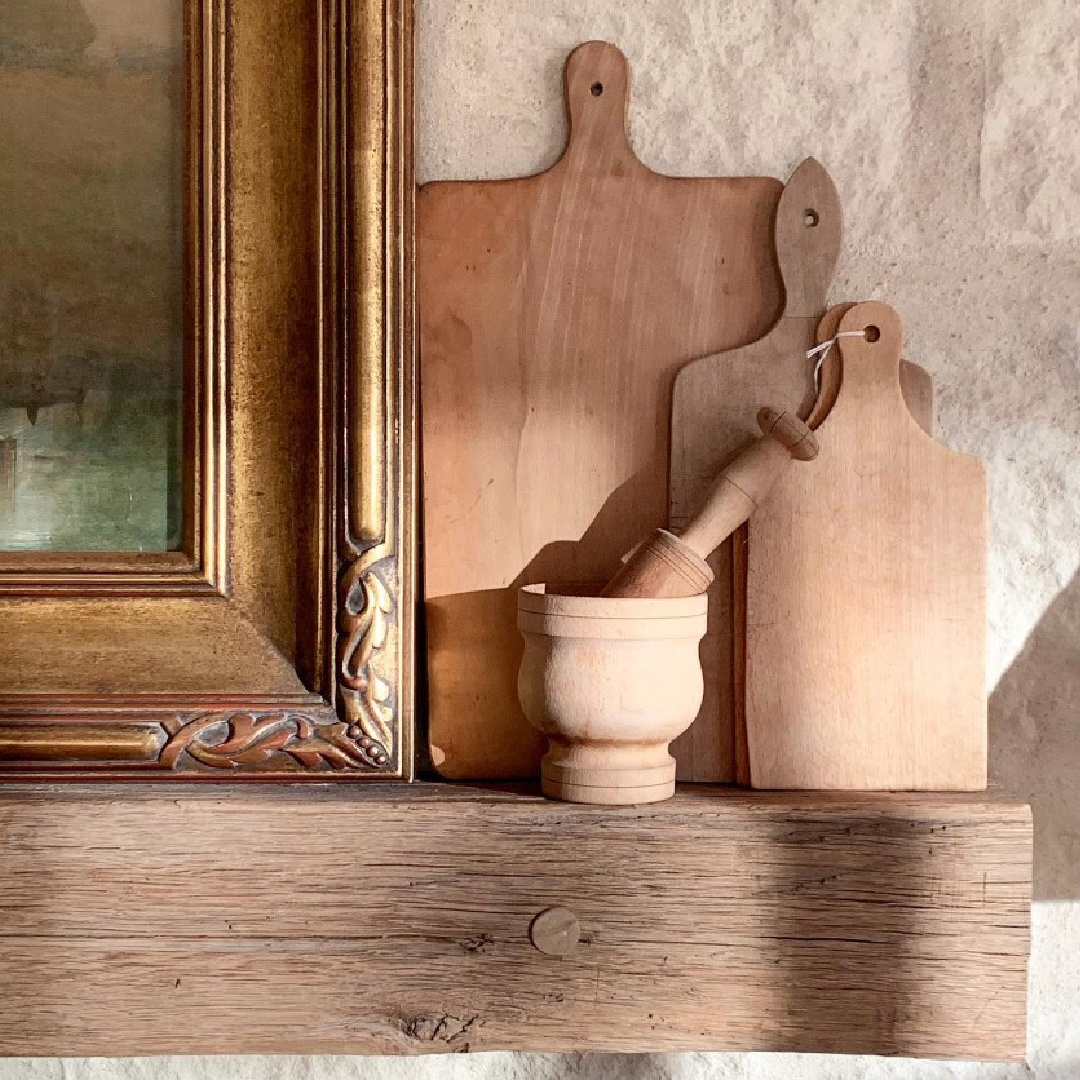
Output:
558 41 640 175
830 303 912 422
774 159 842 321
808 302 935 432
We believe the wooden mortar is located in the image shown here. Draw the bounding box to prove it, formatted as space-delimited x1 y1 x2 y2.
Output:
516 407 817 805
517 585 708 804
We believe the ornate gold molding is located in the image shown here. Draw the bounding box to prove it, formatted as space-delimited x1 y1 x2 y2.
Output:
328 0 416 777
161 713 389 771
0 723 164 763
338 557 396 763
0 709 387 774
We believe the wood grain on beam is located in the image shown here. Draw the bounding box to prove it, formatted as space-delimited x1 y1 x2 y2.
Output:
0 786 1031 1058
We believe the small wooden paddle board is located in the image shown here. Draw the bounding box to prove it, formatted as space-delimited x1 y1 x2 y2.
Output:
745 301 987 789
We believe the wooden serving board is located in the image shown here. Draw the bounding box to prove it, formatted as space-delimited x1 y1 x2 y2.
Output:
668 159 841 783
668 169 934 783
420 41 787 778
730 304 934 783
745 301 987 790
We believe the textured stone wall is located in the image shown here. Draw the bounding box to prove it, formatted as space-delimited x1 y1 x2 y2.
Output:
8 0 1078 1076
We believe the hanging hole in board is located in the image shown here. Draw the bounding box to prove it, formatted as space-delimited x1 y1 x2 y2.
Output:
864 325 881 343
591 82 603 97
804 209 819 227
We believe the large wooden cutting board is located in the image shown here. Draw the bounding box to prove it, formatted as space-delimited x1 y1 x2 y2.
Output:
745 301 987 790
420 41 786 778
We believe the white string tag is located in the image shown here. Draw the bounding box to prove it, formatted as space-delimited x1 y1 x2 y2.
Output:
808 330 867 396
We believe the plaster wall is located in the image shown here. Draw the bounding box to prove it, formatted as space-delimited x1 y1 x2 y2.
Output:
6 0 1079 1076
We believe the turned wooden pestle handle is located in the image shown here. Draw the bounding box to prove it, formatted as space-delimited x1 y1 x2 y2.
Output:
602 408 818 598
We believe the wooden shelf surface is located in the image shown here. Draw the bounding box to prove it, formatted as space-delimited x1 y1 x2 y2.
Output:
0 784 1031 1059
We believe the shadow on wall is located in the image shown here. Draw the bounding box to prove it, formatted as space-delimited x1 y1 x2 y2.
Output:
990 566 1080 901
554 1054 675 1080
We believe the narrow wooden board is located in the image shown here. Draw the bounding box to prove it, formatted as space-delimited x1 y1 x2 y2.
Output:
0 786 1029 1058
668 159 840 782
420 41 786 778
746 301 987 789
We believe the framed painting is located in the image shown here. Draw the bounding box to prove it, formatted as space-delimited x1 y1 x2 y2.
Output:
0 0 415 780
0 0 185 554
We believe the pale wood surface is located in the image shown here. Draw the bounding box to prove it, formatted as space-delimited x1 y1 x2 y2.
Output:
679 409 817 556
0 786 1029 1058
517 586 707 804
746 301 987 789
729 305 936 784
528 906 581 957
810 302 936 433
600 527 714 599
668 159 841 782
420 41 784 779
669 254 936 781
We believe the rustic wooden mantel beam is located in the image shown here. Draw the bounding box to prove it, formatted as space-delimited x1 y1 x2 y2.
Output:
0 786 1031 1059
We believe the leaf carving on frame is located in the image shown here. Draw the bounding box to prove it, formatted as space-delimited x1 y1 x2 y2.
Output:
338 558 396 760
160 712 389 771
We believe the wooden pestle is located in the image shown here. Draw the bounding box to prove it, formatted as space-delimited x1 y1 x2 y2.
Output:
602 407 818 598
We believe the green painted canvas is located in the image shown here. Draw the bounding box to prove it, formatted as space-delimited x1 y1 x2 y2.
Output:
0 0 183 551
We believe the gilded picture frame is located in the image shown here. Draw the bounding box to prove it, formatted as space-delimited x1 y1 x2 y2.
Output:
0 0 415 780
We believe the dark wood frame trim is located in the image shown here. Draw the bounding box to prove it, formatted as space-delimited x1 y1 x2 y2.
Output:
0 0 415 781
